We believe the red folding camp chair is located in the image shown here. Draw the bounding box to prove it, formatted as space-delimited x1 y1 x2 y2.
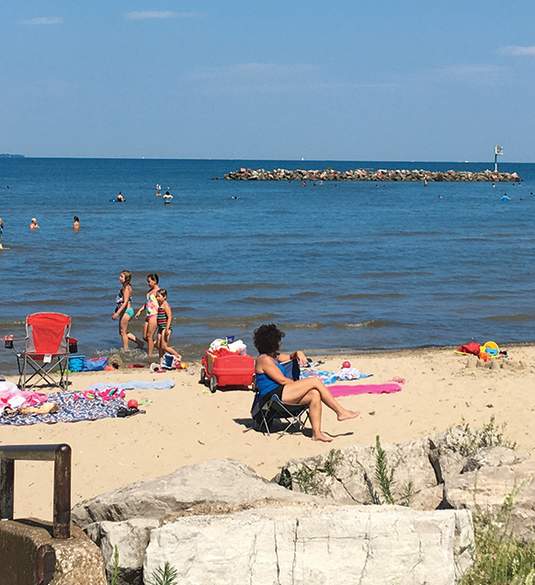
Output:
15 312 72 391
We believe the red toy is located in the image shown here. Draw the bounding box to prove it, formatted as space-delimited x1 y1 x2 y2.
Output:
200 348 255 393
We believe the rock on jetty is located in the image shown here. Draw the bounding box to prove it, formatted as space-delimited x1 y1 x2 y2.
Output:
224 167 521 182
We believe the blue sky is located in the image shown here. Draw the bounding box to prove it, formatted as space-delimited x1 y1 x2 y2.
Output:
1 1 535 160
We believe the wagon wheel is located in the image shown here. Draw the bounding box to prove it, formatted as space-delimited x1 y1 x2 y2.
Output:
199 367 206 385
209 376 218 393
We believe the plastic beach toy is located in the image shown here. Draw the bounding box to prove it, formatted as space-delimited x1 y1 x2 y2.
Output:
342 360 351 369
481 340 500 359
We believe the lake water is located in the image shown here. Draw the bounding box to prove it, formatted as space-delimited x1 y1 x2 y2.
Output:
1 158 534 371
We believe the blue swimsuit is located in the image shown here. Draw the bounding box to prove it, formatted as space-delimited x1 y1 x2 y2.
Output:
255 360 287 399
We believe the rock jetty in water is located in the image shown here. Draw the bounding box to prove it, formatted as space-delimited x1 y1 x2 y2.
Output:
225 167 521 182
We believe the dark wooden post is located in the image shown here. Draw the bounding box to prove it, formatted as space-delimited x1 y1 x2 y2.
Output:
53 444 71 539
0 458 14 520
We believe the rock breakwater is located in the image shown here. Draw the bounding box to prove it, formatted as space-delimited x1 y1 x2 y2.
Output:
225 167 521 182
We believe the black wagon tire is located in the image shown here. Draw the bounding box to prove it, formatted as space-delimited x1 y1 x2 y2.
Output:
209 376 218 393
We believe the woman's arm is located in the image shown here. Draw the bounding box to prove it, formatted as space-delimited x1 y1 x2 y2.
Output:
112 286 131 319
278 350 308 366
258 356 293 385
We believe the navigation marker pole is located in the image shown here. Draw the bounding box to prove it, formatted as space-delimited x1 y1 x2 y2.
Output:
494 144 503 172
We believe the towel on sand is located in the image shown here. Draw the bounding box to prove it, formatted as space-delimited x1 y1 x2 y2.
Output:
87 379 175 391
328 383 402 397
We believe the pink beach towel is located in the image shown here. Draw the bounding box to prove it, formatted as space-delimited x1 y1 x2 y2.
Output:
328 383 402 397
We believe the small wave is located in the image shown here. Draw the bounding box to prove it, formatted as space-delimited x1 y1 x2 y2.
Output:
359 270 432 279
176 283 279 293
484 313 535 323
172 313 278 329
336 292 405 301
233 295 294 305
281 322 325 330
340 319 397 329
381 230 444 238
293 291 322 299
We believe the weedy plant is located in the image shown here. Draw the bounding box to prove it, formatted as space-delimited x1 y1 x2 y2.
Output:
365 436 414 506
441 416 517 458
290 449 342 495
146 562 179 585
461 490 535 585
110 546 120 585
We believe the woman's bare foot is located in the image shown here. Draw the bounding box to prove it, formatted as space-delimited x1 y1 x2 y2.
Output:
312 432 333 443
337 410 360 421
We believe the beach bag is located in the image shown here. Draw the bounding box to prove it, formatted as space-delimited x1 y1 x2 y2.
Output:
82 357 109 372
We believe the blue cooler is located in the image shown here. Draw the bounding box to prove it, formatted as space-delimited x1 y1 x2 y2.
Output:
68 355 85 372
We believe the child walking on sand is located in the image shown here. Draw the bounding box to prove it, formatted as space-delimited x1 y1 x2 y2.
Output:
155 289 182 361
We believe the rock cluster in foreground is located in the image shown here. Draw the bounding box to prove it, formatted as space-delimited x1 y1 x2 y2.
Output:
73 427 534 585
224 167 521 182
74 458 473 585
276 430 535 540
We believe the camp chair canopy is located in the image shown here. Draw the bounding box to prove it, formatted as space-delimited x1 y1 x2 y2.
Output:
16 312 72 390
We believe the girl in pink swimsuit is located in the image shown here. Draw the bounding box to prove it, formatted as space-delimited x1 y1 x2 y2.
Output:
135 273 160 359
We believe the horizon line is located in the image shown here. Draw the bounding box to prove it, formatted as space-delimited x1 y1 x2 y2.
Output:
0 155 528 164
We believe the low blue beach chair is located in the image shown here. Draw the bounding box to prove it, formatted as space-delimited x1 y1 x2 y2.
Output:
250 359 309 436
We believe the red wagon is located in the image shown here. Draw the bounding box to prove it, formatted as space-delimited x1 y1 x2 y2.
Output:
200 349 255 393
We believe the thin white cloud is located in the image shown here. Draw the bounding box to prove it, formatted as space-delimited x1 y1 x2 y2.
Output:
126 10 199 21
186 63 397 96
189 63 318 82
435 64 505 81
21 16 64 25
499 45 535 57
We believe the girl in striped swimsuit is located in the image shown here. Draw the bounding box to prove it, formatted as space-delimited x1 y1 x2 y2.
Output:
155 289 182 361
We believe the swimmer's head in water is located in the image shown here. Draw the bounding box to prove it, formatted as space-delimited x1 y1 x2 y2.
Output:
73 216 80 222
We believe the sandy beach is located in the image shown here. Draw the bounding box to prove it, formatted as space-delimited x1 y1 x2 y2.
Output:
2 345 535 521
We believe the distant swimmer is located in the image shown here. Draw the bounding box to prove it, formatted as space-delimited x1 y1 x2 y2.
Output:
162 191 174 204
231 195 239 200
0 217 4 249
72 216 80 231
500 195 511 202
116 192 126 203
155 183 162 196
424 177 428 186
29 217 40 230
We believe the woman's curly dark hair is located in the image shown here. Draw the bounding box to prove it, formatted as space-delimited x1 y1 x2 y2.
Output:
253 323 285 355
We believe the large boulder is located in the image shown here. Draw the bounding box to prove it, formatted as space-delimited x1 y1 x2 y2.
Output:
85 519 159 585
73 459 314 528
143 505 474 585
445 457 535 540
75 460 315 584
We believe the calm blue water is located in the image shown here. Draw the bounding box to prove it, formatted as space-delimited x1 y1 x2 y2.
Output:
1 158 534 371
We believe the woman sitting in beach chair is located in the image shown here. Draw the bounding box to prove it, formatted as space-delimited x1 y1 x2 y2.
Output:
253 324 358 442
